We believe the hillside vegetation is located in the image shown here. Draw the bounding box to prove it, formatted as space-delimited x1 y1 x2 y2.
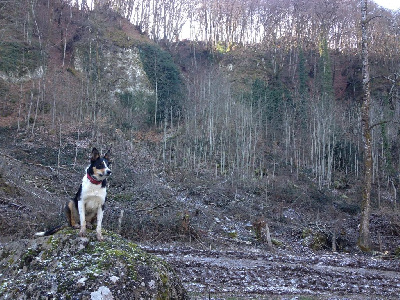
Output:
0 0 400 260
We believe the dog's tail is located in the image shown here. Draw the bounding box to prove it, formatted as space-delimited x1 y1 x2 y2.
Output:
35 224 66 237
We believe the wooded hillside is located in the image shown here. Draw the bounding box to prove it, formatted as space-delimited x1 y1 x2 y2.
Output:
0 0 399 256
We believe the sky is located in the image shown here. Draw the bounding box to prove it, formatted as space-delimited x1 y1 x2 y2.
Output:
75 0 400 12
373 0 400 10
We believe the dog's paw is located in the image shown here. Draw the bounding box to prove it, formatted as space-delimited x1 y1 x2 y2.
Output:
96 233 103 241
79 230 86 237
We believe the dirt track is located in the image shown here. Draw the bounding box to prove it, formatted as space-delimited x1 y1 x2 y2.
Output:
144 246 400 299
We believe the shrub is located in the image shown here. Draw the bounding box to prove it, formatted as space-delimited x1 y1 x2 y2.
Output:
0 42 43 76
138 43 184 124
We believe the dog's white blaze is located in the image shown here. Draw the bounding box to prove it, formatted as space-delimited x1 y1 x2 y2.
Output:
78 175 107 240
80 176 106 213
82 181 106 206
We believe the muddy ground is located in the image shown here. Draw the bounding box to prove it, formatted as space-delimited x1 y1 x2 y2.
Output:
144 244 400 299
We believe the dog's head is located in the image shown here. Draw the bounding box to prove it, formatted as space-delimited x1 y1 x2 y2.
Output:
88 148 112 181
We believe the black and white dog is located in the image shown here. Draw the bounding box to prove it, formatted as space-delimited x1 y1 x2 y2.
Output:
69 147 111 241
37 148 111 241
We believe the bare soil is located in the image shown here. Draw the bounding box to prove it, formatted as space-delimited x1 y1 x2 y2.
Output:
145 245 400 299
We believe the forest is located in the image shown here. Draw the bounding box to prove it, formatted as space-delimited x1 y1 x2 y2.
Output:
70 0 400 196
0 0 400 298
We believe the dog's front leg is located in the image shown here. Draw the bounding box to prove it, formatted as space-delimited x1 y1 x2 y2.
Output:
96 206 103 241
78 200 86 237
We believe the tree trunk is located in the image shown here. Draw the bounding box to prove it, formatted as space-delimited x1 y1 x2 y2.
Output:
358 0 372 252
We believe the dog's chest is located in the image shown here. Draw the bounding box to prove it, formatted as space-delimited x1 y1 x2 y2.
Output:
81 181 106 210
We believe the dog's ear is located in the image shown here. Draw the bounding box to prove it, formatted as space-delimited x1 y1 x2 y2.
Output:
104 149 111 160
91 148 100 162
104 149 111 165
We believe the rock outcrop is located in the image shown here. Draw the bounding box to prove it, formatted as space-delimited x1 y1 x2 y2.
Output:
0 229 188 299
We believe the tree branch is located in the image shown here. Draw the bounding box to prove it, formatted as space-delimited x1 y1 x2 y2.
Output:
365 15 382 23
369 120 400 131
0 196 26 210
135 200 171 213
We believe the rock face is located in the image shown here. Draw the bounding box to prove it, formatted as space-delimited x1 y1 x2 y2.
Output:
73 47 154 104
0 229 188 299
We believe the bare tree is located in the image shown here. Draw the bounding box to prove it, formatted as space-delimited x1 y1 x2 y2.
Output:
358 0 372 252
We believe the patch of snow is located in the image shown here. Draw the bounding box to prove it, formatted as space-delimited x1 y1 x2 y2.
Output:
90 286 114 300
148 279 156 289
109 275 119 283
77 277 87 286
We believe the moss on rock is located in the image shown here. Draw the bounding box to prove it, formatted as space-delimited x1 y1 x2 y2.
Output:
0 229 188 299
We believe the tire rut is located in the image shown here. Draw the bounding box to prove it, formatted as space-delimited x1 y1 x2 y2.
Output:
144 246 400 299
